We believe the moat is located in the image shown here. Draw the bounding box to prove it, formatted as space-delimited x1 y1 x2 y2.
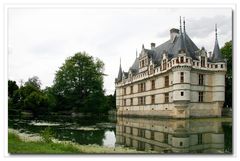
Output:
8 115 232 154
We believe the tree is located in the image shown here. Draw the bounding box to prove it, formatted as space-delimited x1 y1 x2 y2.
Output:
9 76 50 116
23 91 49 116
8 80 19 98
221 40 232 108
24 76 41 89
52 52 106 113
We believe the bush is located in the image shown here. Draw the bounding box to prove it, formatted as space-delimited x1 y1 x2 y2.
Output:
40 127 55 143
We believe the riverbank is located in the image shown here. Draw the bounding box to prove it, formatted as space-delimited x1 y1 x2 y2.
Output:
8 129 146 154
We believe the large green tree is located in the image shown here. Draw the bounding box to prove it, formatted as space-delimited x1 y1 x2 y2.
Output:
8 80 19 98
52 52 106 113
221 40 232 108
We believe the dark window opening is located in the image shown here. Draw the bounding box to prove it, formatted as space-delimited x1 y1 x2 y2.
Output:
180 57 184 63
199 92 203 102
199 74 204 85
165 93 169 103
151 80 155 90
180 72 184 83
165 75 169 87
151 95 155 104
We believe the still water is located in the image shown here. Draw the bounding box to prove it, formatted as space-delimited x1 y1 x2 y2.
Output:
9 115 232 154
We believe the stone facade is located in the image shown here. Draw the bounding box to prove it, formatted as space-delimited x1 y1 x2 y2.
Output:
115 19 226 118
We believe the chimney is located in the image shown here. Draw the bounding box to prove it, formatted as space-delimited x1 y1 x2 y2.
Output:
170 28 179 43
151 43 155 49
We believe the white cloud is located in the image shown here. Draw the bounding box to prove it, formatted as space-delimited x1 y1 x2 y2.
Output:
8 7 232 95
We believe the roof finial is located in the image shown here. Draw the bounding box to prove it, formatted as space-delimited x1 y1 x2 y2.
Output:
120 57 121 66
183 17 186 32
215 24 218 40
142 44 144 49
180 16 182 33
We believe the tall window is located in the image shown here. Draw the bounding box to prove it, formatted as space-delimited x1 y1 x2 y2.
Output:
138 97 145 105
123 99 126 106
201 56 205 67
151 95 155 104
151 80 155 90
165 93 169 103
199 92 203 102
150 65 154 74
130 98 133 106
123 88 126 95
163 59 167 70
180 72 184 83
130 86 133 94
142 60 145 67
165 75 169 87
199 74 204 85
138 83 145 92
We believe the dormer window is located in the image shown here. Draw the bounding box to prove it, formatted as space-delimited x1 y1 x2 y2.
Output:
201 56 206 67
180 57 184 63
149 65 154 74
163 59 167 70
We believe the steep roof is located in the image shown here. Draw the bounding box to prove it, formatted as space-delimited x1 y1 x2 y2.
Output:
116 60 122 82
117 18 223 81
212 25 224 62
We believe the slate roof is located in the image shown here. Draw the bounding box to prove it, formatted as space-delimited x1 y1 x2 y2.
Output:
212 28 225 62
127 30 200 75
116 21 224 81
116 63 122 82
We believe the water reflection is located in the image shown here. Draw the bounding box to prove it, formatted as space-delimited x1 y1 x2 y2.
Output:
102 130 116 147
116 117 231 154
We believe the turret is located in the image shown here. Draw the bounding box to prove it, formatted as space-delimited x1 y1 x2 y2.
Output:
116 58 122 82
212 24 224 62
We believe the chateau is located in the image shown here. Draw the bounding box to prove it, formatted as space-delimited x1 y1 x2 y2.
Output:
115 18 226 118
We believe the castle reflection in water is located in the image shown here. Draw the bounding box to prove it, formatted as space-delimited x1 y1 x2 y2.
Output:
116 117 229 153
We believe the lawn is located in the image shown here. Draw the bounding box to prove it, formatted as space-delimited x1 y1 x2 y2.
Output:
8 132 80 154
8 131 144 154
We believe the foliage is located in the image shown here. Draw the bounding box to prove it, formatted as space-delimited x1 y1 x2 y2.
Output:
52 52 107 113
8 80 19 98
221 40 232 108
40 127 55 143
8 76 50 116
8 52 116 116
105 92 116 112
24 76 41 90
23 91 49 116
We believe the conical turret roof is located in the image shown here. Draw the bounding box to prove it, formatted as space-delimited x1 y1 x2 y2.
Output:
212 25 224 62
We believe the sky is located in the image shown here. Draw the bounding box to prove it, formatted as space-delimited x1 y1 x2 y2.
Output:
8 7 232 95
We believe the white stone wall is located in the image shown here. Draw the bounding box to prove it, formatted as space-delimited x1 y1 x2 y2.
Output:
116 55 226 118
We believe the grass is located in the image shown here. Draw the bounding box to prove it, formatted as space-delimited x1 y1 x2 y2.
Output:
8 130 145 154
8 132 80 154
